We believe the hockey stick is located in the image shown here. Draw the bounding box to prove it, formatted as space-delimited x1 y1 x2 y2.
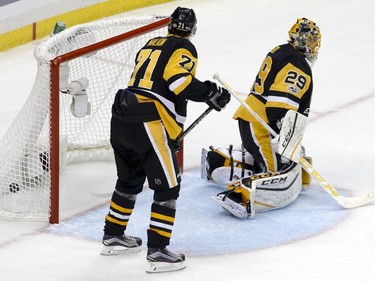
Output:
213 74 278 137
213 73 375 209
175 107 214 143
91 107 214 198
299 157 375 208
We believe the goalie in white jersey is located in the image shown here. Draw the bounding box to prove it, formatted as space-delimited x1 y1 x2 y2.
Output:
203 18 321 219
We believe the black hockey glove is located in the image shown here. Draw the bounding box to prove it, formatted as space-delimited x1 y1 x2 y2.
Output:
171 139 181 152
204 81 231 112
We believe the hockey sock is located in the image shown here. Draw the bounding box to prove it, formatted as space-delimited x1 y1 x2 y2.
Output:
104 191 136 236
147 201 176 248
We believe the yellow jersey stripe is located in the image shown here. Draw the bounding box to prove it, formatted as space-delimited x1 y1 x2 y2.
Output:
144 121 178 187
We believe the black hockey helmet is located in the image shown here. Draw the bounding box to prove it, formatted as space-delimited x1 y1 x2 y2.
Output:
168 7 197 38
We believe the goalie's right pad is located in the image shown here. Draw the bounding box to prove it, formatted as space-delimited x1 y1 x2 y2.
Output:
211 181 255 219
201 145 254 186
211 163 303 218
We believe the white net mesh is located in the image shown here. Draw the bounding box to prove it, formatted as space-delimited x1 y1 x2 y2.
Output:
0 15 168 220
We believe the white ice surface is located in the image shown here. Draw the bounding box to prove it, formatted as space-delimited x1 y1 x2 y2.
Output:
0 0 374 280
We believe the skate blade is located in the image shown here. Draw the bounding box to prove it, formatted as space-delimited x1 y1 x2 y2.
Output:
146 261 186 273
100 245 141 256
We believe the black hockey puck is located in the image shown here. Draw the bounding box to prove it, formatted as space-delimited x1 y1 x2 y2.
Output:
9 183 20 193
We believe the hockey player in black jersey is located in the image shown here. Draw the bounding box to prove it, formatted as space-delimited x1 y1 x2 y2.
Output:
100 7 230 273
233 17 321 173
205 18 321 219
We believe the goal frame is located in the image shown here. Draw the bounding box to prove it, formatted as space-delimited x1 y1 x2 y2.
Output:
49 17 185 223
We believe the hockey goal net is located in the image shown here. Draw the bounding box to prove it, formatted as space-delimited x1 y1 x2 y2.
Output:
0 15 177 223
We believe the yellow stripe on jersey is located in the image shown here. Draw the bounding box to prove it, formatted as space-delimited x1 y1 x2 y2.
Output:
136 94 183 139
163 47 197 89
144 121 178 187
270 62 311 98
151 212 175 223
232 94 269 123
269 46 280 54
153 102 182 139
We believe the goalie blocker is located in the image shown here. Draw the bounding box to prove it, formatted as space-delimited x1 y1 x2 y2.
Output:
202 146 312 218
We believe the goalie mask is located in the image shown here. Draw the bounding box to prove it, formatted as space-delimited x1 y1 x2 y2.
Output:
168 7 197 39
288 18 321 64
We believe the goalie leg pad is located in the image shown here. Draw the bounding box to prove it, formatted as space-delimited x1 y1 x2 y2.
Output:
211 185 255 219
201 146 254 186
211 193 248 219
241 163 303 212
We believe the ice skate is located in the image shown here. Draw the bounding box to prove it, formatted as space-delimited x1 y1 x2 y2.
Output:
146 247 186 273
100 234 142 255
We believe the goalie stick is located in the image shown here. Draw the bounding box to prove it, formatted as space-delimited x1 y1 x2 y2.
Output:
299 157 375 208
213 73 375 209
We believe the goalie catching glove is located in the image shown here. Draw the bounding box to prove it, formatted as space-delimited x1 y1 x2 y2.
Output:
204 81 231 111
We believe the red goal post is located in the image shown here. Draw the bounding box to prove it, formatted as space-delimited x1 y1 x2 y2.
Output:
0 15 184 224
49 16 171 224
